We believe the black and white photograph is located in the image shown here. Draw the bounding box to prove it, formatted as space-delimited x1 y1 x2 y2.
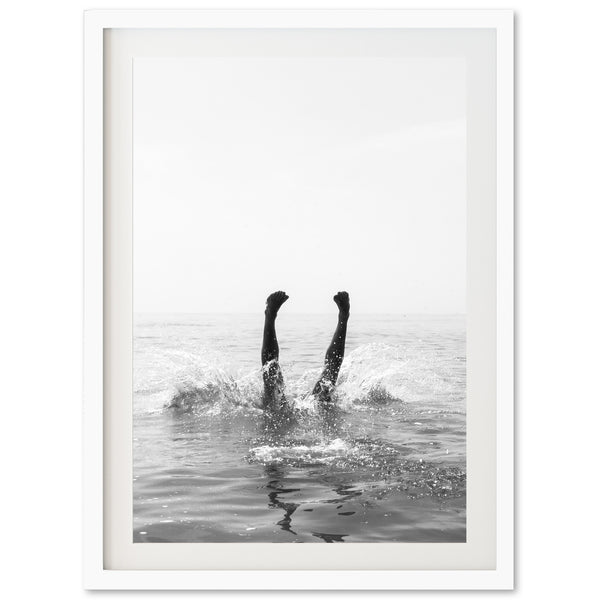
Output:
15 0 600 595
132 51 467 543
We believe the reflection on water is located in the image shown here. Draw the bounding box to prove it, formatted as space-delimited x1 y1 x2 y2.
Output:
265 465 300 536
133 314 466 543
313 532 348 543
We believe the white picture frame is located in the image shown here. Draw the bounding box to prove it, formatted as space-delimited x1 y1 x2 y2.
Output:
84 8 513 590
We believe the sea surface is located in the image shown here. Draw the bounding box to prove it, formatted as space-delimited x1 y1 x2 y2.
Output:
133 313 466 543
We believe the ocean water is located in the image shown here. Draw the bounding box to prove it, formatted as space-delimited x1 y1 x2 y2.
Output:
133 313 466 543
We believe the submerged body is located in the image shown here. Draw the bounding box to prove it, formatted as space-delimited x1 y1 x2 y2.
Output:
133 313 466 542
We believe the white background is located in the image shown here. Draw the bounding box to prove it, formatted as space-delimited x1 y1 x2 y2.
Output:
133 55 466 314
0 0 598 598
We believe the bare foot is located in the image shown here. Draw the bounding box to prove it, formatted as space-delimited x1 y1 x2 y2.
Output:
265 290 289 317
333 291 350 318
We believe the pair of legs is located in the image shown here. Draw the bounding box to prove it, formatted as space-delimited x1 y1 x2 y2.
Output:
261 291 350 408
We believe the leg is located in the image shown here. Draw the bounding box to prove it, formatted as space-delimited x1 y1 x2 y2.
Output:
312 292 350 402
261 291 289 409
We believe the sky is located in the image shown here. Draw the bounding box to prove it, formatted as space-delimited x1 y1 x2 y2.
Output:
133 56 466 314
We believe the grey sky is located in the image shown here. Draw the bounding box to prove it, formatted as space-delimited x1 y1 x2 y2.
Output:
134 57 465 314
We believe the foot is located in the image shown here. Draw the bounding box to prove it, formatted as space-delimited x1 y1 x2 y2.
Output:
265 291 289 317
333 291 350 318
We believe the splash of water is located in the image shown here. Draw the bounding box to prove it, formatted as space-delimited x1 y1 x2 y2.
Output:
143 342 462 415
249 438 355 465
